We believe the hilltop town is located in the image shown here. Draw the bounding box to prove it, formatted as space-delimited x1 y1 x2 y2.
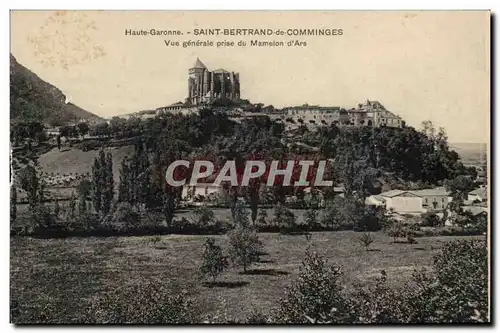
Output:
116 58 405 131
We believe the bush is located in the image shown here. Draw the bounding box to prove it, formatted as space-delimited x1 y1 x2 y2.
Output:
274 204 298 233
256 208 269 227
430 239 488 322
421 212 441 227
321 197 363 231
353 206 386 231
227 226 262 273
352 270 411 323
303 208 318 227
357 232 374 250
76 140 105 152
83 280 198 324
192 205 216 228
386 220 407 242
199 238 229 283
352 239 489 323
276 247 355 323
105 202 140 233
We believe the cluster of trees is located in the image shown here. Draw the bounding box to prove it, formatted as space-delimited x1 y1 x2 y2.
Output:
58 122 90 139
10 121 46 146
12 106 481 237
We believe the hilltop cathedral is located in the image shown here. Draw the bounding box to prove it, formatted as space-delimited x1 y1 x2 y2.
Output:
186 58 241 105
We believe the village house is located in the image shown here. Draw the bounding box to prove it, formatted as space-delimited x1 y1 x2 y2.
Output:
181 183 223 202
366 187 452 214
468 185 488 203
461 205 488 218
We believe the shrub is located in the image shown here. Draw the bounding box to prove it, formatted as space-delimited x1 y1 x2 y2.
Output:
232 201 250 228
77 140 105 152
321 197 363 230
386 220 406 242
352 270 411 323
354 206 383 232
106 202 140 233
83 280 198 324
352 239 489 323
150 235 162 244
192 205 216 227
276 247 355 323
357 232 374 251
430 239 488 322
199 238 229 283
421 212 441 227
274 204 298 233
256 208 268 227
227 226 262 273
406 231 417 244
304 208 318 227
246 309 270 324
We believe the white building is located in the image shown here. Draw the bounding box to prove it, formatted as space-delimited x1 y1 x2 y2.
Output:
366 187 452 214
468 186 488 202
181 183 222 201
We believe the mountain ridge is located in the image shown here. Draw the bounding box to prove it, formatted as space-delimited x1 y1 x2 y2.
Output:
10 54 102 126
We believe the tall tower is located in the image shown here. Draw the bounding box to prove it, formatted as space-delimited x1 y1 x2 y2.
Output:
188 58 207 105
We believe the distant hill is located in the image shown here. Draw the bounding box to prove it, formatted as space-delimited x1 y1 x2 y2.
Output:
450 142 488 166
10 54 102 126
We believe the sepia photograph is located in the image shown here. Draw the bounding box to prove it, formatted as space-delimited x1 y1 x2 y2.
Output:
8 10 491 324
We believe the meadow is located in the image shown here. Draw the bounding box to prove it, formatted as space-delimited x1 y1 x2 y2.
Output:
10 231 484 323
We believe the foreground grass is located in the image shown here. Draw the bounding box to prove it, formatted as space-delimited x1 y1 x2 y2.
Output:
10 231 483 323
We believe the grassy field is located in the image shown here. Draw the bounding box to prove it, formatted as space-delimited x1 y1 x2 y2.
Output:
38 145 134 183
10 231 484 323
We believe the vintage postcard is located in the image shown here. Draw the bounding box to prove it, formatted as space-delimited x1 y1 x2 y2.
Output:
9 10 490 324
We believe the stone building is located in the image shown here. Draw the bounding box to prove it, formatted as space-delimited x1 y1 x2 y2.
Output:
187 58 241 105
277 100 405 129
357 100 405 128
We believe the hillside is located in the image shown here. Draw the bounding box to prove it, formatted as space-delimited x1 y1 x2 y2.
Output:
10 54 102 126
38 145 135 184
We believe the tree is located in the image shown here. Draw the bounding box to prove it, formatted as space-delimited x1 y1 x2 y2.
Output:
274 203 297 232
91 149 114 218
227 226 262 273
199 238 229 283
77 122 90 137
444 175 475 201
118 156 132 203
233 200 250 228
10 185 17 223
19 163 45 209
321 196 365 230
54 198 60 218
245 180 260 226
59 125 75 139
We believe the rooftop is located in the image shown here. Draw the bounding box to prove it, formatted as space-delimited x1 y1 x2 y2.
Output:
379 187 450 198
469 187 488 198
191 57 207 69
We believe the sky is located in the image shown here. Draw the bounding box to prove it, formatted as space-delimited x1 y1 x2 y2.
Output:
10 10 490 143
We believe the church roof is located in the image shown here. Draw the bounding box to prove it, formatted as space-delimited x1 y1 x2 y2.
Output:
191 58 207 69
213 68 230 73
